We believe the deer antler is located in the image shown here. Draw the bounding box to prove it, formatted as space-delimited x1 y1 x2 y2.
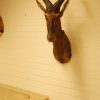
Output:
60 0 69 15
36 0 46 12
43 0 53 11
54 0 64 12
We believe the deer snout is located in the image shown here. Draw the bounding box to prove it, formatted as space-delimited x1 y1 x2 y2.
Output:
47 33 55 42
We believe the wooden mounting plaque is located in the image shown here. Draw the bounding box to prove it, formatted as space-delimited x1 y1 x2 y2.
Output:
0 83 49 100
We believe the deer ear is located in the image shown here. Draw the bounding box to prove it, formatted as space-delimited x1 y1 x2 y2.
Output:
60 0 69 16
36 0 46 13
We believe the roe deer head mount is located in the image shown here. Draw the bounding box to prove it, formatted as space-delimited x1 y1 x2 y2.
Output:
36 0 71 63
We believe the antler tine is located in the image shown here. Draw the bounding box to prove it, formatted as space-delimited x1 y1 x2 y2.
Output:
43 0 53 10
54 0 64 12
36 0 46 12
61 0 69 15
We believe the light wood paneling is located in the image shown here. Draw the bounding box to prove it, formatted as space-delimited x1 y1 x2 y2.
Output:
0 0 100 100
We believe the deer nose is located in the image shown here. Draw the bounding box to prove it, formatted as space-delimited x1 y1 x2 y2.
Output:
47 33 55 42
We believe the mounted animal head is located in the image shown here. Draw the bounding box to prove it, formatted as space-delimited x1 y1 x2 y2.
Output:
36 0 69 42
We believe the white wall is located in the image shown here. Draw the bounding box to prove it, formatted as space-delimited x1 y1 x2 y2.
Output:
0 0 100 100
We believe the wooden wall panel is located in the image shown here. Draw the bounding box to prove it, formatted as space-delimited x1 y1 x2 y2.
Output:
0 0 100 100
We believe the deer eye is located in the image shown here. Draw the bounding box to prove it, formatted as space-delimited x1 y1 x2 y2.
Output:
45 13 51 20
45 13 50 17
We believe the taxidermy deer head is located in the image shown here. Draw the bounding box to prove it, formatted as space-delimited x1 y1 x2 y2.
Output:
0 16 4 36
36 0 71 63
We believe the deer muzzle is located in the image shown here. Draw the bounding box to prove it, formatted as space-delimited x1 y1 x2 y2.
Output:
47 19 56 42
47 32 55 42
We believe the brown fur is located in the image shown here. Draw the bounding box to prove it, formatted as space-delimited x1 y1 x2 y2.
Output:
53 30 71 63
45 12 71 63
36 0 71 63
0 16 4 34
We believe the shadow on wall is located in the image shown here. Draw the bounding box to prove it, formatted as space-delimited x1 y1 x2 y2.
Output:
67 0 99 84
62 0 95 99
82 0 100 17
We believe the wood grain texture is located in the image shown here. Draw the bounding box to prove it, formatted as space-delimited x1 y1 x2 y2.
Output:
0 0 100 100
